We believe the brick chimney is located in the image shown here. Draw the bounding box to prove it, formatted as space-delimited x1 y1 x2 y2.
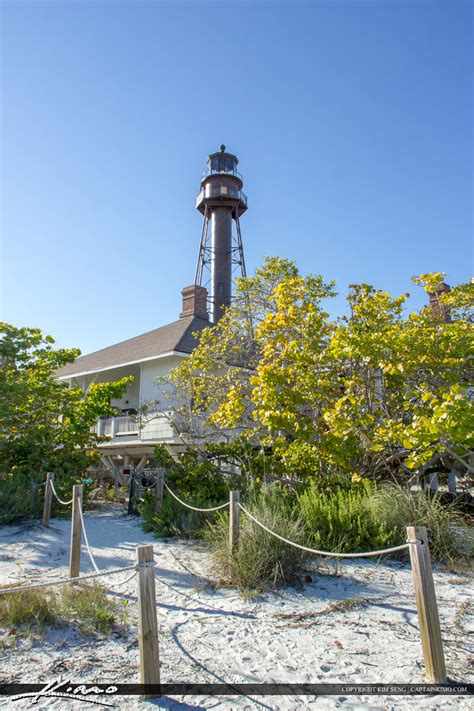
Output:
180 284 209 320
428 282 451 322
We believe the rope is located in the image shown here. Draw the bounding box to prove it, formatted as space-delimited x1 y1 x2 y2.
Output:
76 508 139 588
238 503 412 558
109 569 138 588
78 507 100 573
0 564 139 596
49 480 74 506
163 481 229 512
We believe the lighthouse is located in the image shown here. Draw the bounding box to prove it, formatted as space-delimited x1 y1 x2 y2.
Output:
194 145 247 323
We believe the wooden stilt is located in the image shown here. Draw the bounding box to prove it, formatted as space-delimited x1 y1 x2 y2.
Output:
448 471 457 496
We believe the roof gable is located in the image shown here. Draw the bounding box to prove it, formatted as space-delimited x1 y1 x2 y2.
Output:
56 316 210 378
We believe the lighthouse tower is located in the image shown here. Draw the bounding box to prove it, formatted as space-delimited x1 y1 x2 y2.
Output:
194 145 247 323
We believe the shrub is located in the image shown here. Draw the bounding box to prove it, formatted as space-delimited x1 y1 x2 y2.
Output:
138 446 234 537
0 586 58 628
298 480 397 554
0 466 94 525
0 471 39 524
367 485 469 562
138 490 210 538
206 486 307 591
155 445 232 500
60 583 119 634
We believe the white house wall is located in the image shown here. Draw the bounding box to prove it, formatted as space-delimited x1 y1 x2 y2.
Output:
140 355 183 409
94 364 141 411
68 356 184 413
71 365 140 410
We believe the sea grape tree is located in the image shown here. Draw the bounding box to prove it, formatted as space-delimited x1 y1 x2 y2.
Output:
169 260 473 481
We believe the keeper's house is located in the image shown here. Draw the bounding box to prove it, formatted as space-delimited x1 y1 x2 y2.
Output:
56 285 210 473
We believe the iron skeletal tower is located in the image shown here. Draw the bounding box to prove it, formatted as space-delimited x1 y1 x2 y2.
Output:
194 146 247 324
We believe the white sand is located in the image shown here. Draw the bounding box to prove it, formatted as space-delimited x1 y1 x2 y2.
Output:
0 506 472 710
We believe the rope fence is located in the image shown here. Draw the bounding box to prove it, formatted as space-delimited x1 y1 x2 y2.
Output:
157 484 447 683
237 502 412 558
77 502 140 588
50 479 74 506
128 472 229 516
0 564 138 596
111 569 141 588
44 473 413 560
40 475 142 589
18 472 449 687
163 480 229 513
78 505 100 573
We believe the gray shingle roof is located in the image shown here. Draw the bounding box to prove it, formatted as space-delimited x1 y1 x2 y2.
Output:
56 316 210 378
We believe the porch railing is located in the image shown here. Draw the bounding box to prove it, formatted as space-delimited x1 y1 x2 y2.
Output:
96 412 176 442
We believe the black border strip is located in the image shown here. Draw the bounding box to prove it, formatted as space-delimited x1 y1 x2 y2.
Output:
0 683 472 696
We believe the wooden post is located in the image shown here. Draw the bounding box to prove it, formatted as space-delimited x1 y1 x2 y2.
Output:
407 526 446 683
448 471 457 496
42 473 54 527
127 472 136 515
136 544 160 688
428 472 439 493
155 471 164 515
135 474 143 503
69 484 84 580
229 490 240 552
117 455 130 497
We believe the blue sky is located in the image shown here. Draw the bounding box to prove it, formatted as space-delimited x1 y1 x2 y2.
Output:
1 0 472 355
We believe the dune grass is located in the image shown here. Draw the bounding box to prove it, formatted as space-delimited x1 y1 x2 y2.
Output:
0 586 58 628
60 583 120 634
206 487 307 591
366 485 469 562
0 582 123 636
